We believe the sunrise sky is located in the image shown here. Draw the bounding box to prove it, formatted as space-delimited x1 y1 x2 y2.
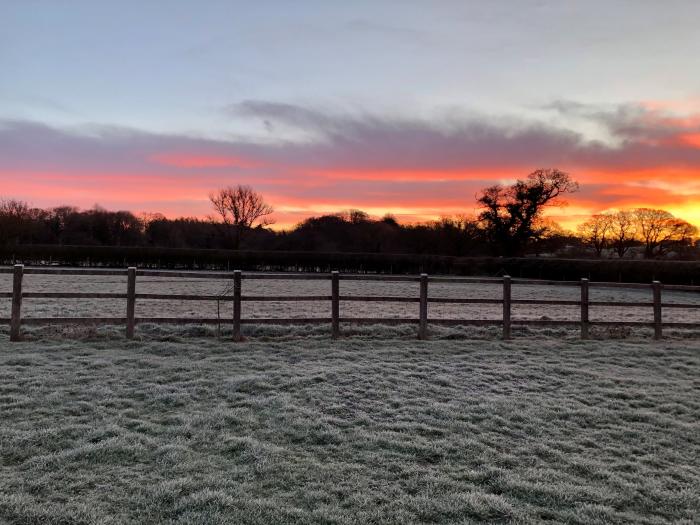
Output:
2 1 700 230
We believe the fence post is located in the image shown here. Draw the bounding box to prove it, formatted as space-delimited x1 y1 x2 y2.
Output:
418 273 428 340
502 275 511 340
580 278 589 340
331 271 340 338
233 270 242 341
653 281 662 340
10 264 24 342
126 267 136 339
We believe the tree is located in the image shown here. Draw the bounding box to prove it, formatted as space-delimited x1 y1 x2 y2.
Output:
381 214 399 227
0 199 31 245
667 219 699 258
477 168 578 256
209 185 274 249
417 215 482 256
632 208 697 258
608 210 636 258
577 213 613 257
46 206 80 242
530 217 571 256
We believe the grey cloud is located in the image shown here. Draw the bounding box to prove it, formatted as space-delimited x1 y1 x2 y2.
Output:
545 99 700 143
0 119 261 175
4 98 700 181
228 100 589 170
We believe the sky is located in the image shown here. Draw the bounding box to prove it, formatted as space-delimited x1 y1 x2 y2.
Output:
2 0 700 230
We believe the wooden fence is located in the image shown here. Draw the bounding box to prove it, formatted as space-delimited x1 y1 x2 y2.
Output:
2 265 699 341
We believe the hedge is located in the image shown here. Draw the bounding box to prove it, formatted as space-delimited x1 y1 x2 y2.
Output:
1 244 699 285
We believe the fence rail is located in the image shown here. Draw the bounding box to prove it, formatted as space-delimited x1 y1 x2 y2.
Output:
2 265 700 342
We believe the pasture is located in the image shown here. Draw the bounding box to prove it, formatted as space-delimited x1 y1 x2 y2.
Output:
1 271 699 523
1 329 699 524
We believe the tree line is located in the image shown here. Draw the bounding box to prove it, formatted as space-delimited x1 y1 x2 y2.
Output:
1 169 698 260
577 209 698 259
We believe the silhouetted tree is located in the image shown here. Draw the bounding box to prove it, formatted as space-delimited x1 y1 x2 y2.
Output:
2 192 698 263
477 169 578 256
45 206 80 243
529 218 571 256
0 199 32 245
209 185 274 249
578 213 613 257
608 210 636 258
632 208 698 258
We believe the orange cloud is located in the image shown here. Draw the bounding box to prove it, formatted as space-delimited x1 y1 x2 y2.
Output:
574 167 700 186
678 133 700 148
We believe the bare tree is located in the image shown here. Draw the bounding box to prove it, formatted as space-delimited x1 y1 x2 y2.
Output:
477 168 578 256
609 210 636 258
665 219 699 257
577 213 613 257
209 185 274 249
632 208 697 258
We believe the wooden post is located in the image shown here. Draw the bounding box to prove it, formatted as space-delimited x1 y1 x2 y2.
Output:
126 267 136 339
580 278 589 339
502 275 512 340
418 273 428 339
331 271 340 338
233 270 242 341
653 281 662 340
10 264 23 342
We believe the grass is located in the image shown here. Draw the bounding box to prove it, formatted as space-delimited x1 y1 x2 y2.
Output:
0 328 699 524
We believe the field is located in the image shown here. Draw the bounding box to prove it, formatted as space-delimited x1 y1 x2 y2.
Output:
1 274 699 523
1 330 699 524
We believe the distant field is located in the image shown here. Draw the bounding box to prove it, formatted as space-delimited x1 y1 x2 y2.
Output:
0 334 698 524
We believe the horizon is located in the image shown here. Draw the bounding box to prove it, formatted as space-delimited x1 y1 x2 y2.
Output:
3 194 698 237
2 2 700 230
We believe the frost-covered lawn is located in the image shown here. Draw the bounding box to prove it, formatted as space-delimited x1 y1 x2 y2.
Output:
1 331 699 524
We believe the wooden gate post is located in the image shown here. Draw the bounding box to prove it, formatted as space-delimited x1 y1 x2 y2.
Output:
331 271 340 338
502 275 512 340
126 267 136 339
10 264 24 342
418 273 428 339
233 270 242 341
580 278 589 339
653 281 662 340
